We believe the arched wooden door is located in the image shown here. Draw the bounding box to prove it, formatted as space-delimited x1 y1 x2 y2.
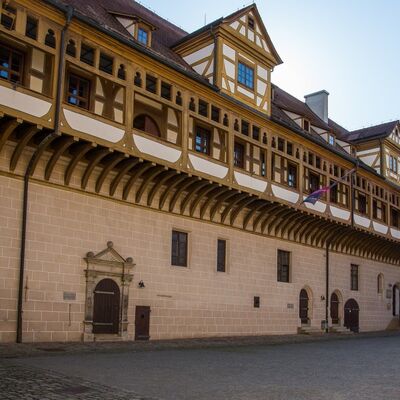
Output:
330 293 339 325
299 289 309 324
393 285 400 317
344 299 359 333
93 279 120 334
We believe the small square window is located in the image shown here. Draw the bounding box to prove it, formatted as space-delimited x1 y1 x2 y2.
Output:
253 296 260 308
241 120 249 136
99 53 113 75
248 16 255 30
25 16 38 40
238 62 254 90
66 73 91 110
234 142 245 168
211 106 220 123
171 230 188 267
198 100 208 117
80 44 95 66
146 75 157 94
138 28 148 45
277 250 290 283
161 81 172 100
252 126 260 141
217 239 226 272
195 126 211 155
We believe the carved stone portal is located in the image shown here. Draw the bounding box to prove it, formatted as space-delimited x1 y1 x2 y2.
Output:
83 241 135 342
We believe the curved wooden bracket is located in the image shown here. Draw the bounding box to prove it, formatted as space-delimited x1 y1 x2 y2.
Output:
110 158 140 197
122 162 153 200
135 166 165 204
220 193 248 224
147 170 177 207
209 190 238 222
0 119 21 155
199 186 228 220
10 126 41 171
159 175 187 210
230 197 257 226
81 148 111 189
45 136 75 181
169 178 198 213
95 153 127 193
64 142 94 185
189 184 218 217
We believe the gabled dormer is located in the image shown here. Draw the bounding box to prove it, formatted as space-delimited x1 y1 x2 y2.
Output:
111 12 156 47
173 4 282 116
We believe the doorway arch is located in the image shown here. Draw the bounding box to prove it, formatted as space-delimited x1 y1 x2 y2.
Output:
330 292 340 325
93 278 120 334
344 298 359 333
299 289 310 325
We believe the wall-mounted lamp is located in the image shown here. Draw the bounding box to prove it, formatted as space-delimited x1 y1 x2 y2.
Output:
138 280 145 288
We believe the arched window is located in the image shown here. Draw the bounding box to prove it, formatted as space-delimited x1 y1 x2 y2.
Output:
66 39 76 57
133 114 160 137
45 29 56 48
377 274 384 294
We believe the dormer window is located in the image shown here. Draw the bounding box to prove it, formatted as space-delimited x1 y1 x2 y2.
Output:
303 119 310 132
138 28 148 45
238 62 254 90
328 134 335 146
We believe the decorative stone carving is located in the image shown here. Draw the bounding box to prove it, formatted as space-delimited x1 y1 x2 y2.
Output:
83 242 135 342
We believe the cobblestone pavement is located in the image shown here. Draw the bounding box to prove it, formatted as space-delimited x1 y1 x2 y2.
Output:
0 362 158 400
2 334 400 400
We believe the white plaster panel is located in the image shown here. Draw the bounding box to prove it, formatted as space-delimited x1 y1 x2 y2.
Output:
205 59 214 76
230 21 239 30
239 26 246 36
357 148 379 156
303 199 327 213
248 30 254 42
257 97 262 106
133 134 181 163
330 206 351 221
354 214 371 228
256 36 262 48
193 60 209 76
237 85 255 99
234 171 268 192
359 155 377 166
64 109 125 143
228 81 235 93
0 86 52 117
257 65 268 80
183 43 214 65
189 154 228 179
222 44 236 60
257 80 267 96
224 60 236 79
390 228 400 239
271 184 299 204
373 221 388 235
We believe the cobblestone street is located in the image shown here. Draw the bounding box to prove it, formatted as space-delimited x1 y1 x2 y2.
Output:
1 334 400 400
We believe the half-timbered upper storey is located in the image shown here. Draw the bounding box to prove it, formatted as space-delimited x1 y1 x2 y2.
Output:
0 0 399 262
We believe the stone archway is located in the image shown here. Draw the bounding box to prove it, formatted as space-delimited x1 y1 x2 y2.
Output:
330 290 343 326
83 242 135 341
299 286 313 325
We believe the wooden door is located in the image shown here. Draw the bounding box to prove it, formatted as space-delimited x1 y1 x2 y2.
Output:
135 306 150 340
93 279 120 334
330 293 339 325
393 285 399 317
299 289 309 324
344 299 359 333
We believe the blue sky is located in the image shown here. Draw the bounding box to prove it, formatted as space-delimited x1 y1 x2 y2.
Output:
139 0 399 131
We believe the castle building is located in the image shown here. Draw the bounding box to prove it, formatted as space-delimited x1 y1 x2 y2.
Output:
0 0 399 343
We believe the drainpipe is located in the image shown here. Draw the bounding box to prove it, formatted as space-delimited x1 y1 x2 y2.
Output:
16 5 74 343
325 240 330 333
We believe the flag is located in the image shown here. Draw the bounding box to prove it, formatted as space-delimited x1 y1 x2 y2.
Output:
302 168 356 205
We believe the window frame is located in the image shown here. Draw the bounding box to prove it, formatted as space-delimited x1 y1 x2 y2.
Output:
217 239 227 273
277 249 290 283
0 44 25 85
350 264 359 291
171 230 188 267
65 71 92 110
237 61 254 90
195 124 211 155
234 141 245 169
137 27 149 46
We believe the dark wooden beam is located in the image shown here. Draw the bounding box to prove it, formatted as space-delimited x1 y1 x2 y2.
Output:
95 153 127 193
44 136 75 180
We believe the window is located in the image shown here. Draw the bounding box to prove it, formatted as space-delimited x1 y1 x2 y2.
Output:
330 180 338 204
303 119 310 132
241 120 249 136
277 250 290 283
80 44 95 66
1 4 16 30
373 199 386 222
287 162 298 188
351 264 359 291
138 28 148 45
278 138 285 152
99 53 113 74
145 74 157 94
234 142 245 168
0 46 24 84
261 151 266 177
198 100 208 117
217 239 226 272
66 73 91 110
171 230 188 267
252 125 260 141
253 296 260 308
161 81 171 100
25 16 38 40
195 126 211 155
389 155 398 173
328 135 335 146
357 192 367 215
377 274 384 294
238 62 254 90
309 171 320 193
391 207 400 228
133 114 160 137
211 106 220 123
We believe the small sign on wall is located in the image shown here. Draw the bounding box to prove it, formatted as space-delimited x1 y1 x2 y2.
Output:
63 291 76 301
287 303 294 309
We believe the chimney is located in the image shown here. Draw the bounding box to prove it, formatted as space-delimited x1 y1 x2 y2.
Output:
304 90 329 124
